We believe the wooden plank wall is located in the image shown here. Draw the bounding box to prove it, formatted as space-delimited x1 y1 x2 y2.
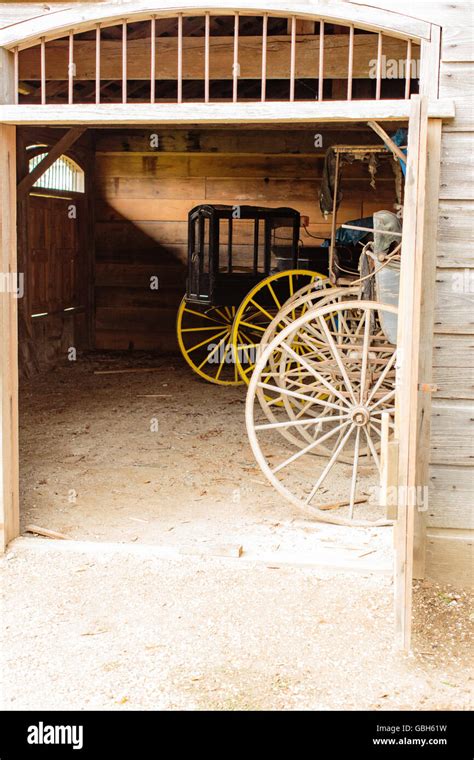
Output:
428 8 474 584
93 127 399 352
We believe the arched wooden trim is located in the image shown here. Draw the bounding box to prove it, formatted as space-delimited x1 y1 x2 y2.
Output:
24 142 88 174
0 1 431 51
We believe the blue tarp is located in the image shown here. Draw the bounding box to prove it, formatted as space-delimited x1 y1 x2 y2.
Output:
390 128 408 177
322 216 373 247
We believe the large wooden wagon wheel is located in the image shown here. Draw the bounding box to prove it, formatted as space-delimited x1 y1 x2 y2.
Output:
176 297 243 385
230 269 330 384
246 300 398 525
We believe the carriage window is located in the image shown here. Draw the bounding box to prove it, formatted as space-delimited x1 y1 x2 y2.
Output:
219 218 266 273
28 151 85 193
200 217 210 274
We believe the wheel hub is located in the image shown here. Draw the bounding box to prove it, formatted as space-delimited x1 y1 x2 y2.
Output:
350 406 370 426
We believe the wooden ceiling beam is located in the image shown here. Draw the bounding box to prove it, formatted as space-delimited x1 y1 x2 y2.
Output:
1 100 454 127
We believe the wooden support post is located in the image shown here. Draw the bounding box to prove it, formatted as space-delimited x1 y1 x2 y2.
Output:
376 32 382 100
0 48 19 552
150 16 156 103
347 25 354 101
122 20 127 104
177 13 183 103
405 39 411 100
95 24 101 104
232 12 239 103
40 37 46 104
68 30 73 104
13 48 18 105
261 13 268 103
204 12 210 103
289 15 296 102
318 21 324 102
17 126 87 199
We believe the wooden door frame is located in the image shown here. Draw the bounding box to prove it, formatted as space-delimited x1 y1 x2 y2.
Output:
0 13 446 651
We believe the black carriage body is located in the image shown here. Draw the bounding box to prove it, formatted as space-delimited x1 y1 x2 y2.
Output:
186 204 302 307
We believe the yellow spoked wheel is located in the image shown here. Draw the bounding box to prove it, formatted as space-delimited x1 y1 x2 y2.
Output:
230 269 328 385
176 297 244 385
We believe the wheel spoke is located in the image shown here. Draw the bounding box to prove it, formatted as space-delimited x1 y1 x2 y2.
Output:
359 310 371 404
249 298 274 322
279 340 352 409
304 424 355 505
184 307 223 324
272 420 351 475
255 414 348 431
197 332 228 369
257 382 343 412
267 282 282 310
187 328 229 354
318 314 358 405
215 340 232 381
370 388 396 412
213 307 231 322
181 325 230 333
239 320 267 333
363 425 381 474
366 352 397 405
349 427 361 519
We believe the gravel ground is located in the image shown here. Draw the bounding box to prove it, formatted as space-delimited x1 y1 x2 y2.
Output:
0 539 472 711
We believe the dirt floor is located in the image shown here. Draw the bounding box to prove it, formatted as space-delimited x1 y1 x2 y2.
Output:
19 351 391 568
9 352 471 711
0 539 472 711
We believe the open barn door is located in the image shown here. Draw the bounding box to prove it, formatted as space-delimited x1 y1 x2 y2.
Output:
394 96 442 651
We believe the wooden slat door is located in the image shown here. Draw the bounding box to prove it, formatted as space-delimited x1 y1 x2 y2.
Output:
28 194 82 314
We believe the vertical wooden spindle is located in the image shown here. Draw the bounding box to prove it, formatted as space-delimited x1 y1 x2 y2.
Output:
233 12 239 103
347 25 354 101
261 13 268 102
150 15 156 103
376 32 382 100
14 47 19 104
40 37 46 104
204 12 210 103
177 13 183 103
404 39 412 99
318 20 324 101
122 20 127 104
95 24 101 104
289 15 296 102
68 31 74 104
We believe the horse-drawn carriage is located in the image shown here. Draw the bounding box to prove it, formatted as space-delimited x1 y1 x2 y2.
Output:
176 142 405 522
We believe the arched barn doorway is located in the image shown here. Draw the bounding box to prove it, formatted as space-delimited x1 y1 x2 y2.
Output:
0 3 452 649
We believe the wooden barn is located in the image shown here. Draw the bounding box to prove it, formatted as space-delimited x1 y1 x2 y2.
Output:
0 0 472 652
